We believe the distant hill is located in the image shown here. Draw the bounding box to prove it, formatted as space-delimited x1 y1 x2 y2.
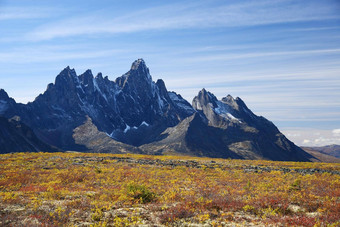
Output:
302 145 340 163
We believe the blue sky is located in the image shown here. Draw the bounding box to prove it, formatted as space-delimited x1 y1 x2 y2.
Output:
0 0 340 146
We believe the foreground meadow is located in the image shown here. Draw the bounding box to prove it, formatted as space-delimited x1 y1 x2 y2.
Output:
0 152 339 226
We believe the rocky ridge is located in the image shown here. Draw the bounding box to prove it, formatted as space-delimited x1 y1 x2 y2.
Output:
0 59 314 161
0 59 194 151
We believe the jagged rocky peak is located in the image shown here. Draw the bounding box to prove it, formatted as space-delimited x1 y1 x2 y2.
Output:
193 89 254 119
115 59 151 92
94 73 105 90
192 89 257 128
0 90 9 114
126 59 151 82
155 79 169 97
220 95 258 122
192 89 224 127
192 88 218 110
57 66 77 79
96 72 104 80
0 89 17 115
0 89 10 100
221 94 234 104
130 58 149 73
79 69 94 85
54 66 80 90
221 95 244 112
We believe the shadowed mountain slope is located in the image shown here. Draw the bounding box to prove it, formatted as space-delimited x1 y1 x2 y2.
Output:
0 116 60 154
0 60 314 161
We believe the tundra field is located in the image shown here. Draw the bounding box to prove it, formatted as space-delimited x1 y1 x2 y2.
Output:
0 152 339 226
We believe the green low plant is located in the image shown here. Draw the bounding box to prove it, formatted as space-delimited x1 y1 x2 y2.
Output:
126 183 155 203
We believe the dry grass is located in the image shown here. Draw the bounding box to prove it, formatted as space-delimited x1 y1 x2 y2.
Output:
0 152 339 226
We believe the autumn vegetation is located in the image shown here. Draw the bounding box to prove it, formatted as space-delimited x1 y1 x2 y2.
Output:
0 152 339 226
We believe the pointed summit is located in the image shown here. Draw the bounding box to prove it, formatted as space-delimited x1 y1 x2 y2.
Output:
116 59 153 93
60 66 76 76
0 89 10 114
128 58 151 81
0 89 10 100
192 89 223 126
55 66 78 87
220 95 245 112
192 88 218 111
96 72 103 80
130 58 147 71
79 69 94 86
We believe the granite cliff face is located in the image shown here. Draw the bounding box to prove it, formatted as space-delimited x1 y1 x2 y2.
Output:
0 59 313 161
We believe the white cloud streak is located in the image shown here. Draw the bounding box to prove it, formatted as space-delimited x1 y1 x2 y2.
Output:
182 49 340 63
282 128 340 146
26 0 340 41
0 47 125 63
163 68 340 89
0 6 57 20
333 129 340 136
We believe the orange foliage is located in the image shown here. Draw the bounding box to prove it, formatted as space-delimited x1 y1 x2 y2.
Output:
0 152 339 226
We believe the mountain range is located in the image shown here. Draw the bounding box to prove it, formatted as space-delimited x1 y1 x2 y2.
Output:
302 145 340 163
0 59 314 161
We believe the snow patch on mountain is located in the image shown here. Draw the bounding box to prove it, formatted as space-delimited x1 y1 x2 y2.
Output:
123 121 150 133
157 95 164 110
93 78 108 102
123 124 131 133
168 92 196 113
74 75 85 93
140 121 149 127
214 101 241 123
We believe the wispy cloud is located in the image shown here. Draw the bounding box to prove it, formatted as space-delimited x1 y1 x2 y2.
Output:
282 128 340 146
164 68 340 89
287 26 340 32
0 46 126 63
182 49 340 63
0 6 56 20
26 0 340 41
